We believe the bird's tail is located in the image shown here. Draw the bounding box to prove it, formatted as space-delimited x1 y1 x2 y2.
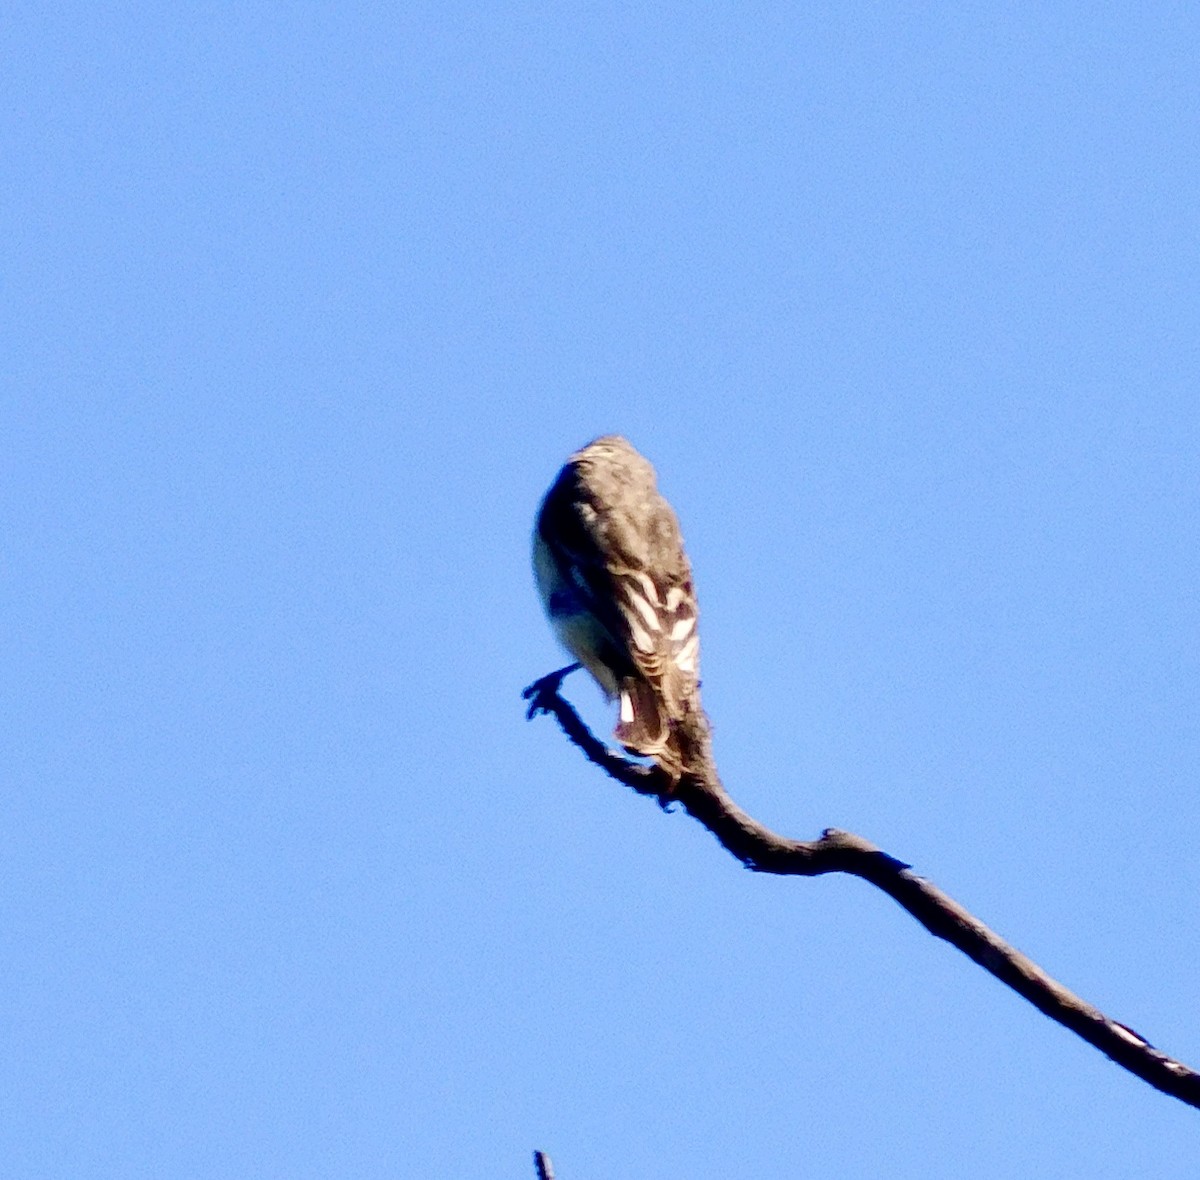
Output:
615 676 686 782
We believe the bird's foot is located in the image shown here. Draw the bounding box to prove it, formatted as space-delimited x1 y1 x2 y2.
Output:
522 663 581 720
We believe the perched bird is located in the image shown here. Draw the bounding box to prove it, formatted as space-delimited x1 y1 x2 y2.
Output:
532 435 701 780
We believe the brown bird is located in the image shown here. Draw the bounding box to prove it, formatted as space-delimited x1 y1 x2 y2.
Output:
532 436 700 781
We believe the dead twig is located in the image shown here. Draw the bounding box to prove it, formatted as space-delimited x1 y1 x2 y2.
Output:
523 676 1200 1110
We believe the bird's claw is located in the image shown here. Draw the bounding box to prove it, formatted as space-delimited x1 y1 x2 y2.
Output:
522 663 581 720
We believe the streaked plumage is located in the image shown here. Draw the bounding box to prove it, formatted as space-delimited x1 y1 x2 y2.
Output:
532 435 700 780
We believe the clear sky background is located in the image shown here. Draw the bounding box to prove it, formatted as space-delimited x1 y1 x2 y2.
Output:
4 3 1198 1177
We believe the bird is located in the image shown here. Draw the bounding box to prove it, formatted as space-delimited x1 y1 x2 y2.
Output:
531 435 701 781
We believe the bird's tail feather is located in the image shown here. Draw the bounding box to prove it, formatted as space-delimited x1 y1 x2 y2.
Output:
616 678 685 781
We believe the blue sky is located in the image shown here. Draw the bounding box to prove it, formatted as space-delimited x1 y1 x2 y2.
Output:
4 3 1198 1176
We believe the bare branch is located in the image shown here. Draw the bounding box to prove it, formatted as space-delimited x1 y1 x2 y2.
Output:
523 677 1200 1110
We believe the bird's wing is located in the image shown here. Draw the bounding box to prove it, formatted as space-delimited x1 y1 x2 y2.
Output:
566 491 701 715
